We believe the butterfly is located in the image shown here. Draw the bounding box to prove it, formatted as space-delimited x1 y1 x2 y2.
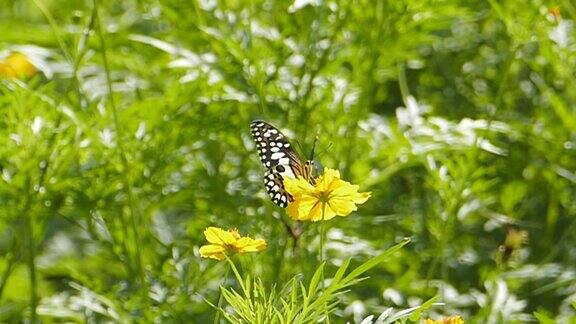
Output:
250 120 315 208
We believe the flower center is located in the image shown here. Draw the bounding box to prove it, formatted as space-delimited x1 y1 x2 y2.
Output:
317 190 331 204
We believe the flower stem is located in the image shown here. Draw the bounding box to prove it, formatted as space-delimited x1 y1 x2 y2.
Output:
319 203 330 323
319 226 324 264
319 203 326 264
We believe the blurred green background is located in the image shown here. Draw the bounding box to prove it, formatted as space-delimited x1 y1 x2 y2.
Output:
1 0 576 322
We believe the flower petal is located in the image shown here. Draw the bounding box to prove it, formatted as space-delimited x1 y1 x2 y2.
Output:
286 198 303 220
204 227 237 245
287 195 321 221
328 196 359 216
355 192 371 203
230 228 242 240
284 176 316 196
331 183 371 205
236 237 267 252
199 244 227 260
310 203 337 222
315 168 341 192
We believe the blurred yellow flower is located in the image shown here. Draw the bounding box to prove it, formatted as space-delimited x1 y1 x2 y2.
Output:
496 227 528 265
504 228 528 249
0 53 37 79
424 315 465 324
283 168 371 222
199 227 267 260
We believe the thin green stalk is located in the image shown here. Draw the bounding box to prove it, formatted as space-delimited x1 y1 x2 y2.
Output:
0 249 16 299
10 90 42 323
25 215 37 324
319 203 330 324
31 0 73 63
22 178 37 323
12 7 112 314
319 210 325 265
294 1 348 137
93 0 146 291
18 4 93 321
398 63 409 102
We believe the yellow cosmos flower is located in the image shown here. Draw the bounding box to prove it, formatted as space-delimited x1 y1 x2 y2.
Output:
283 168 371 222
199 227 267 260
424 315 465 324
0 53 37 79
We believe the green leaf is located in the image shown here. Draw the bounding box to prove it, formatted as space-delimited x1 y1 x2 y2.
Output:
409 296 439 321
533 311 556 324
307 261 325 298
330 258 351 286
342 238 410 286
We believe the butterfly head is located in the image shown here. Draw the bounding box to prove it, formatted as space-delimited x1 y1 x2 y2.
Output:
305 159 323 183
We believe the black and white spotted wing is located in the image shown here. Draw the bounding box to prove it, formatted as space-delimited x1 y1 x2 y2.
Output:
250 120 308 208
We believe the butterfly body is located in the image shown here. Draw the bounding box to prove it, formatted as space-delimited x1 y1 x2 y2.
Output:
250 120 314 207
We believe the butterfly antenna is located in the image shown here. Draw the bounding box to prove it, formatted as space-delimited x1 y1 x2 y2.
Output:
309 132 320 161
294 139 306 158
319 142 333 157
